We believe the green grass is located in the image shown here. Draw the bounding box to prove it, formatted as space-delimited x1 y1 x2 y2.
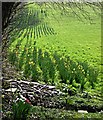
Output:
4 103 103 120
37 14 101 67
27 106 103 120
9 3 101 66
8 3 101 92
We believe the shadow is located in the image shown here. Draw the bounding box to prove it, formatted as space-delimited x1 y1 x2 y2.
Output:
10 6 56 40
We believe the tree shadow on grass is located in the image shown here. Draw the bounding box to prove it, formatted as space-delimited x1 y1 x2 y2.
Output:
9 6 56 41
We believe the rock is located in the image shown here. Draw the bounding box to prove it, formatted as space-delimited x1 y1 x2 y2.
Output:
5 88 17 92
18 80 29 85
4 79 16 82
51 91 58 95
48 85 55 89
2 79 65 110
99 110 103 114
78 110 88 113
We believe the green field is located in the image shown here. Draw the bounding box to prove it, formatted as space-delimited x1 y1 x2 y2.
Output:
8 3 101 92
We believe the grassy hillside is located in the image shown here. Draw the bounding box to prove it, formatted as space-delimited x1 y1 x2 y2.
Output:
8 3 101 91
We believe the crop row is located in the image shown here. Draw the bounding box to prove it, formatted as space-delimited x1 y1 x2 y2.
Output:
9 7 55 42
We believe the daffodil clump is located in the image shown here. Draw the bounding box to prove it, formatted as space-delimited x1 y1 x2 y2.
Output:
8 42 99 92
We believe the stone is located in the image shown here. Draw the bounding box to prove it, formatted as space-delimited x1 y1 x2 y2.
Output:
48 85 55 89
5 88 17 92
78 110 88 113
99 110 103 114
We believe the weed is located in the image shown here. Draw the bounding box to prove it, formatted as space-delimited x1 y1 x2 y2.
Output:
12 100 31 120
